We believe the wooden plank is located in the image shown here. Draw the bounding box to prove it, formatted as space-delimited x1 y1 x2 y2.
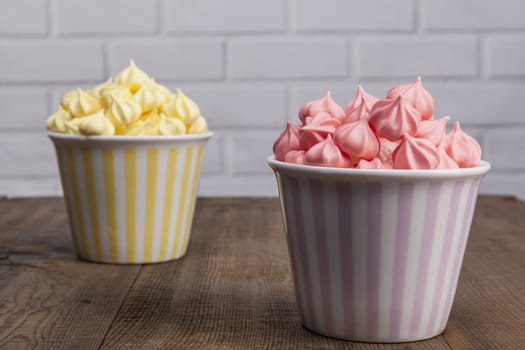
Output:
99 198 451 350
0 198 141 350
443 196 525 349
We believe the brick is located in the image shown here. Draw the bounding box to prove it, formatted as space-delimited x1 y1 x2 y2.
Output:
0 89 49 129
423 0 525 30
0 42 104 82
292 81 525 125
0 0 47 35
201 133 222 175
484 129 525 170
296 0 414 32
171 85 286 128
110 40 223 80
164 0 285 33
479 173 525 200
358 37 478 78
57 0 156 34
428 82 525 125
488 37 525 77
0 177 61 197
0 132 58 176
231 131 279 175
199 176 277 196
228 38 347 80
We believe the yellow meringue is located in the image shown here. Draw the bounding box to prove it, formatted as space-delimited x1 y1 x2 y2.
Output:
46 107 71 133
89 78 113 99
148 79 171 105
60 90 78 111
47 60 209 136
100 83 133 108
115 59 149 93
67 89 101 118
110 96 142 125
188 116 208 134
78 110 115 136
64 118 83 135
116 119 146 136
141 111 161 135
159 113 186 135
161 89 200 125
133 86 157 113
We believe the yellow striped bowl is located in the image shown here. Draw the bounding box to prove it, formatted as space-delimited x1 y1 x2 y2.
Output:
48 132 212 264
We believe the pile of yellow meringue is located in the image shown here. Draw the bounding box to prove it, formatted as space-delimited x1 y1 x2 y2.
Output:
46 60 208 136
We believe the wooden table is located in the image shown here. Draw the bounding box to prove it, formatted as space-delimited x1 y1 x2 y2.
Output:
0 196 524 349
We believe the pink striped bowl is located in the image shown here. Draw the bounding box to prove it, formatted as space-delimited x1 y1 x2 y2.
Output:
268 157 490 343
49 132 212 264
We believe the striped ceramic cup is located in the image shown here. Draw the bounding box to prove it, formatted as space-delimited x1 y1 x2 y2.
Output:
268 157 490 342
49 132 212 264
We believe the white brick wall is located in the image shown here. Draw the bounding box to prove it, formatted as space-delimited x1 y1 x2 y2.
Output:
1 0 524 199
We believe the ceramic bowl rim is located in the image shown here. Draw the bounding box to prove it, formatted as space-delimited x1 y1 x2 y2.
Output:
268 156 491 180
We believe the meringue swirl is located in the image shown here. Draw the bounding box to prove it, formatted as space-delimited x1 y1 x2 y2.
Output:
298 91 345 123
304 135 351 168
46 60 209 136
273 122 301 161
334 119 379 160
369 95 421 141
78 110 115 136
344 85 379 116
442 122 481 168
275 79 482 170
393 134 439 169
387 77 434 120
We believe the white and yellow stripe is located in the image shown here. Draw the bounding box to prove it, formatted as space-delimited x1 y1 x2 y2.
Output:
52 135 209 264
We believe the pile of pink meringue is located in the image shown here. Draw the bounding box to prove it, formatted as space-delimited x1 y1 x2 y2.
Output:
273 77 481 169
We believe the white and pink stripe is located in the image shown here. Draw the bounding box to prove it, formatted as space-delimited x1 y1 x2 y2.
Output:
273 163 487 342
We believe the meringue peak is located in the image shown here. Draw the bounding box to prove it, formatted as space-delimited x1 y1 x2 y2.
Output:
369 95 421 141
273 122 301 161
386 77 434 120
304 134 351 168
415 116 450 146
344 85 379 116
393 133 439 169
442 122 481 168
334 118 379 160
298 91 345 123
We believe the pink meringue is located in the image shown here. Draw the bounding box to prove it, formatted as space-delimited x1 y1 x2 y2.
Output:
343 99 369 123
393 134 440 169
304 135 351 168
273 122 301 161
386 77 434 120
378 137 401 166
299 112 341 149
298 101 313 125
415 116 450 146
437 144 459 169
334 119 379 160
284 150 305 164
344 85 379 115
442 122 481 168
298 91 345 124
369 95 421 141
275 79 483 170
356 158 389 169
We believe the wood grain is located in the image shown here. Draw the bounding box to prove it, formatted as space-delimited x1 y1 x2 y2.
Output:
0 196 523 349
443 197 525 349
0 198 141 350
